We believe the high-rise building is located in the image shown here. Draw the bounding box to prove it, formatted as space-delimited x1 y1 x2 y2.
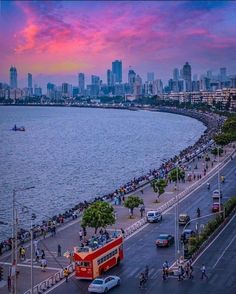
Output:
173 68 179 81
78 73 85 94
206 70 212 79
128 68 136 94
147 72 154 82
153 79 163 95
34 85 42 97
107 69 114 87
28 73 32 88
220 67 227 81
112 60 122 83
10 66 17 88
134 75 142 97
183 62 192 92
193 74 198 82
230 76 236 88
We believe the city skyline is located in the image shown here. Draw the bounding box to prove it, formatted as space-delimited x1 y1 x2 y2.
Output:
1 1 236 88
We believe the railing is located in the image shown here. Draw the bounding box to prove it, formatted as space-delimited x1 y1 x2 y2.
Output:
23 263 74 294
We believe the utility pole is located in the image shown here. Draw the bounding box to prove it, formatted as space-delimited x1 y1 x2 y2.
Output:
31 213 36 294
11 186 35 294
11 189 17 294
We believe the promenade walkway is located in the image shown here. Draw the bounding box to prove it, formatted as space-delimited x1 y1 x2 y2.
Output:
0 143 235 293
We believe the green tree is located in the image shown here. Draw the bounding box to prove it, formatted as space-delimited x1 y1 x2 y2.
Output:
168 167 185 183
214 133 232 146
211 147 223 156
81 201 115 234
151 179 168 201
124 195 143 218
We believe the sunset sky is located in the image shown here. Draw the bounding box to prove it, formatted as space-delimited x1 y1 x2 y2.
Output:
0 0 236 89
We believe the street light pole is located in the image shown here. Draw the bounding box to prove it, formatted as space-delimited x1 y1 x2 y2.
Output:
31 213 36 294
11 186 35 294
11 189 16 294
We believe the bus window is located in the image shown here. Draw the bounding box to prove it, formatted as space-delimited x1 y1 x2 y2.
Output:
76 261 91 267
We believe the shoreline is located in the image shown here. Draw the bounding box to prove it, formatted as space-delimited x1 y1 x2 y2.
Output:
0 105 224 247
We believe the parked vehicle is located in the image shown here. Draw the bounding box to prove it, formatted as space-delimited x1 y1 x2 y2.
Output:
212 203 224 213
156 234 174 247
178 213 190 225
88 276 120 293
181 229 196 243
212 189 223 213
146 211 162 223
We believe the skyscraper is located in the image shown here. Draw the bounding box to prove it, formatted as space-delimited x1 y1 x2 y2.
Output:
220 67 227 81
27 73 33 96
112 60 122 83
10 66 17 88
107 69 114 86
173 68 179 81
78 73 85 94
147 72 154 82
28 73 32 88
128 68 136 94
183 62 192 92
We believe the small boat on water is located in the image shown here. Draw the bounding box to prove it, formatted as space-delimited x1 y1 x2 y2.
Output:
12 125 25 131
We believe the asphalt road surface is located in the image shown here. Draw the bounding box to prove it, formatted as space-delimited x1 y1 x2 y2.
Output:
49 156 236 294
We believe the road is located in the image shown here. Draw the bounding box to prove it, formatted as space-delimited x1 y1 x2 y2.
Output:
48 156 236 293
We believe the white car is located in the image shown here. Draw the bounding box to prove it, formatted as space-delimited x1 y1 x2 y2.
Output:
88 276 121 293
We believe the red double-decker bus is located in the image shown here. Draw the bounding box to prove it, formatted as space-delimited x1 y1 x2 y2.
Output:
73 235 124 280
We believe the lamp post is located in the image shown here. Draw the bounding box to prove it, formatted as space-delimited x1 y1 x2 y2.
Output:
31 213 36 294
11 186 35 294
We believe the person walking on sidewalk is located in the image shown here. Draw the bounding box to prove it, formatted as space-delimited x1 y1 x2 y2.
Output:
144 265 149 281
64 267 69 282
41 258 47 272
79 230 83 242
201 264 208 280
57 244 62 257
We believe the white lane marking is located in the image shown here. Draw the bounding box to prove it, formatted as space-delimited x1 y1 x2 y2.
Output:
212 233 236 269
0 261 60 271
192 213 236 266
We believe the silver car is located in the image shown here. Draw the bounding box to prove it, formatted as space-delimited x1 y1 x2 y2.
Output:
88 276 121 293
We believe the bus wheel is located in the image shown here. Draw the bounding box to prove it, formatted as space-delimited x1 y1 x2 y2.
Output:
117 257 120 265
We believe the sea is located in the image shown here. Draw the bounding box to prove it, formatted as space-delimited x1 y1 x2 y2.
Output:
0 106 206 240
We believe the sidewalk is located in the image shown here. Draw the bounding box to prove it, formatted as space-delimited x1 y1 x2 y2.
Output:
0 143 234 293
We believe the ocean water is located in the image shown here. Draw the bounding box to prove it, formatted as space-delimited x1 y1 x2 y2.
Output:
0 106 206 240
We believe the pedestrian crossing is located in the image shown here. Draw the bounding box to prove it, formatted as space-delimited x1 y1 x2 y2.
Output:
117 267 161 280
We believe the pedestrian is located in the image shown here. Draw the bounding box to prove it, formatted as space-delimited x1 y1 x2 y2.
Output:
140 189 144 194
201 264 208 280
178 266 183 281
120 228 125 238
33 239 38 252
162 266 167 280
19 246 26 261
41 258 47 272
57 244 62 257
144 265 149 281
139 272 145 289
35 249 40 263
79 230 83 241
64 267 69 282
41 249 45 259
189 265 194 279
7 275 11 290
82 226 87 237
